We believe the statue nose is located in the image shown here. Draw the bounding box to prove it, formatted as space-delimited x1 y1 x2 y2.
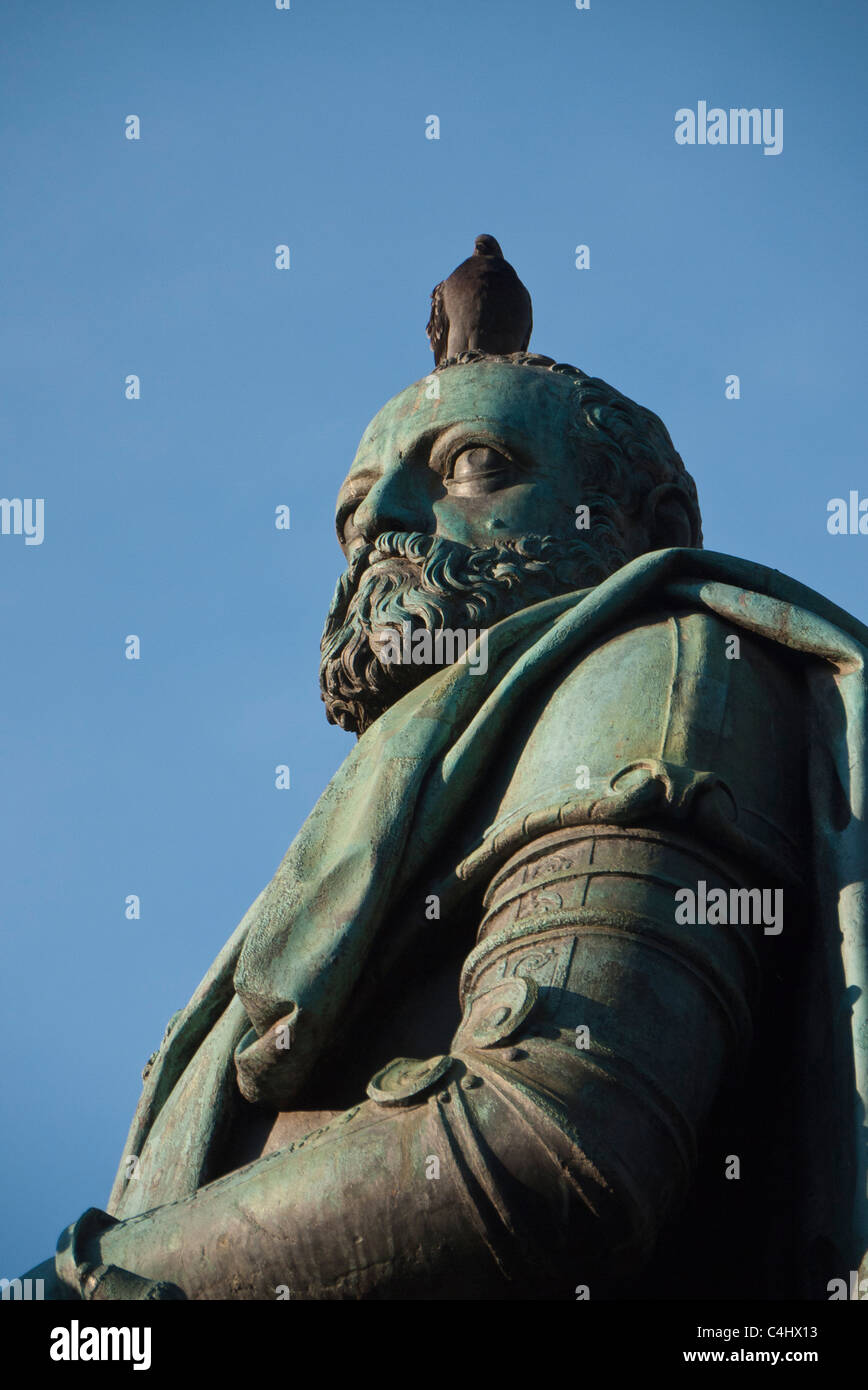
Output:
353 470 431 542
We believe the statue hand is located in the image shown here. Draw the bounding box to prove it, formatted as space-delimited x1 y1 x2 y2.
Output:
50 1207 186 1301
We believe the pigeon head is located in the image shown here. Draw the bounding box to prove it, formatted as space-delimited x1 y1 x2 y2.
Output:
473 234 504 257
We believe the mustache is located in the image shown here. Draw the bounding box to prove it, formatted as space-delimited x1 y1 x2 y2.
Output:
322 531 522 641
319 529 628 735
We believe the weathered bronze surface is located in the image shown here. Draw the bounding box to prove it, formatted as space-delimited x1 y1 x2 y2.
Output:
24 241 868 1300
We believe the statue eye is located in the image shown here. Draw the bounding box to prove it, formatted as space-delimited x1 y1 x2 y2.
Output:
449 446 512 484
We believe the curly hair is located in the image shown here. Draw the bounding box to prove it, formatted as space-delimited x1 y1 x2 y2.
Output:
433 350 703 552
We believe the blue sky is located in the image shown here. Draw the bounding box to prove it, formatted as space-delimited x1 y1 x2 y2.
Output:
1 0 866 1278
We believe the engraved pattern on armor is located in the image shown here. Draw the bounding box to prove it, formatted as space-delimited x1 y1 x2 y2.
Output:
504 943 559 981
515 884 564 919
522 851 575 881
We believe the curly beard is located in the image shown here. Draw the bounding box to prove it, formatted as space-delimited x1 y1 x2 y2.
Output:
319 528 628 735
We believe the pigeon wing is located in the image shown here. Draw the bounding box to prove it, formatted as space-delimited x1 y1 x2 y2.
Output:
519 281 533 352
426 281 449 364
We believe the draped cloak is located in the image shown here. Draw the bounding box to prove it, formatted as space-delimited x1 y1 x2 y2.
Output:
106 548 868 1294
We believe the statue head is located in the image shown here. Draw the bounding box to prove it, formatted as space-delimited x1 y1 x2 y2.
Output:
320 353 702 734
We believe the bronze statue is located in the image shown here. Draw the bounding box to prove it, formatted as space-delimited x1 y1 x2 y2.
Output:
24 239 868 1301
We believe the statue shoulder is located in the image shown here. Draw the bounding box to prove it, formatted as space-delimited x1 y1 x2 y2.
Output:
467 602 807 881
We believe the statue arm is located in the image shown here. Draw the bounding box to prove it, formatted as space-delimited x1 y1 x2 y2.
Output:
51 820 763 1300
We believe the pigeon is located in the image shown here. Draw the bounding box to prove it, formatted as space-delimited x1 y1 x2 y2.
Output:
426 234 533 365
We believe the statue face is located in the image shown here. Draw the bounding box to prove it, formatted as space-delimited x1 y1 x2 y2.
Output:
335 362 584 559
321 362 629 735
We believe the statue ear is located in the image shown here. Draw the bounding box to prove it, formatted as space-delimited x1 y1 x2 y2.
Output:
647 483 697 550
